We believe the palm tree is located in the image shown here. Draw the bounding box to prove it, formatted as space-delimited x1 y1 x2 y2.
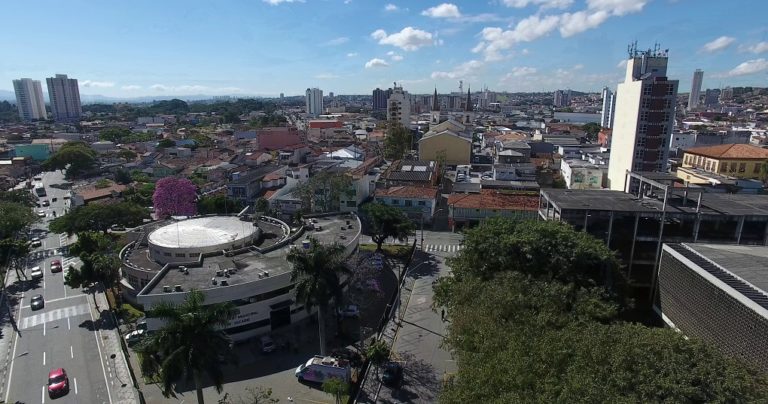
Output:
139 289 237 404
287 238 350 356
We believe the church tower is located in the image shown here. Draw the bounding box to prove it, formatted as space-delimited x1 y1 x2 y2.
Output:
462 86 473 125
430 88 440 130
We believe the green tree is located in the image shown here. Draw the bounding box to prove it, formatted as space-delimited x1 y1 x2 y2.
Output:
254 197 269 214
0 189 36 207
362 203 415 252
49 202 148 235
139 290 237 404
291 171 353 213
157 139 176 148
321 378 349 404
287 239 350 355
115 169 132 185
365 339 390 377
197 195 244 215
383 124 412 160
0 201 37 239
581 122 601 142
64 231 121 308
42 142 98 179
99 127 132 142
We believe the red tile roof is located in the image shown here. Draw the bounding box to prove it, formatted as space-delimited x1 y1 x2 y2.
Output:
685 144 768 159
448 190 539 211
377 186 438 200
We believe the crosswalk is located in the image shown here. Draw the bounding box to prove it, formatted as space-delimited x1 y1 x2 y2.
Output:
21 303 90 330
62 256 81 269
423 244 464 253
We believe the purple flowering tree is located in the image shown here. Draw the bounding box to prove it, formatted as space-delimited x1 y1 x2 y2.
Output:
153 177 198 219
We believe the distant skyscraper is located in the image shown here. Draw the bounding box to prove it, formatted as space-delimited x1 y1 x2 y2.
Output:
688 69 703 109
553 89 571 107
720 87 734 103
46 74 81 122
607 44 678 191
328 92 334 98
372 87 392 111
387 83 411 129
704 89 720 107
305 87 323 116
12 78 47 121
600 87 616 128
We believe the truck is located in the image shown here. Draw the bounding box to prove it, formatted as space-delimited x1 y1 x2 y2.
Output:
34 183 46 197
294 355 351 383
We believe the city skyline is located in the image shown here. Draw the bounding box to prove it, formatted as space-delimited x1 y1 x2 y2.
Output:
2 0 767 98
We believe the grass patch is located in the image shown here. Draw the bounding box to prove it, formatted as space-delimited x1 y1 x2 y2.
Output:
118 303 145 323
359 243 412 259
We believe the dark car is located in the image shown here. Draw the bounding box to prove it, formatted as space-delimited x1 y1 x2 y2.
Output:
47 368 69 397
381 361 403 387
31 295 45 310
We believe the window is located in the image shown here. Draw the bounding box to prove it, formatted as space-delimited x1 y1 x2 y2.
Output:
730 162 737 172
705 161 712 171
405 200 412 207
417 200 426 206
164 252 171 257
391 199 400 205
720 163 727 173
666 84 675 95
754 164 762 174
739 163 746 173
175 253 185 258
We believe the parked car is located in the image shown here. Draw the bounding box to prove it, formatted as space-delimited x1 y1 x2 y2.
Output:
37 210 46 218
42 200 50 207
124 329 145 345
30 266 43 279
260 335 275 353
50 262 62 273
110 224 126 232
47 368 69 397
31 295 45 310
295 355 351 383
381 361 403 387
337 304 360 318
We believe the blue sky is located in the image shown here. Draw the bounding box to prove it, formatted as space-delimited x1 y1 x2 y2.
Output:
2 0 767 98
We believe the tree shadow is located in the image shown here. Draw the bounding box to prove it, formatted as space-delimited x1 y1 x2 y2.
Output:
392 351 441 401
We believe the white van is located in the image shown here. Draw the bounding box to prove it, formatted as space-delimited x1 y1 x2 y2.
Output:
295 355 351 383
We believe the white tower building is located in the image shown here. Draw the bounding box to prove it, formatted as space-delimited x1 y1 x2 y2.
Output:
305 87 323 116
600 87 616 128
46 74 81 122
12 78 47 121
688 69 704 109
387 83 411 129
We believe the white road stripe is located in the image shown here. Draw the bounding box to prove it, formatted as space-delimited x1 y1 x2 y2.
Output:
74 377 78 395
20 303 89 330
43 351 46 365
41 385 45 404
70 346 74 359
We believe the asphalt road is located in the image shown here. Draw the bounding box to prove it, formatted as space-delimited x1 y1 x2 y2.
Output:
3 171 113 404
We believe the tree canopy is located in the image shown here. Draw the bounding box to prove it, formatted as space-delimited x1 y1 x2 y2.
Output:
42 141 98 179
582 122 601 142
383 124 412 160
362 203 415 251
99 127 133 142
197 195 244 215
290 171 353 213
49 202 148 234
436 218 768 403
0 201 37 239
153 177 198 218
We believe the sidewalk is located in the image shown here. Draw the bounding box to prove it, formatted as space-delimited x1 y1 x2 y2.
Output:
91 289 142 404
0 267 21 401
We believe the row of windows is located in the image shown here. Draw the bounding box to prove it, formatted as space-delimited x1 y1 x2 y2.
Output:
389 199 427 207
231 285 294 307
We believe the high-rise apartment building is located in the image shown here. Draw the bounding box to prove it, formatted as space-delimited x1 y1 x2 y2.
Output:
46 74 82 122
704 89 720 107
372 87 392 111
387 84 411 129
688 69 703 109
553 89 571 107
600 87 616 128
12 78 47 121
607 45 678 191
305 87 323 116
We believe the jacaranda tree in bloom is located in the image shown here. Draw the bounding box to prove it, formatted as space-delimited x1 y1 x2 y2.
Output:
153 177 198 219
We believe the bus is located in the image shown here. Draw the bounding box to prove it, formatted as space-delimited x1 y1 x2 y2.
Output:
34 183 46 197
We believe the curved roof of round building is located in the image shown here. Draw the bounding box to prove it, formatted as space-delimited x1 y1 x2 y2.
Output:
148 216 258 249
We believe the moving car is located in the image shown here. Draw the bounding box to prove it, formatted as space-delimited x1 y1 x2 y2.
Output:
42 200 50 207
381 361 403 387
30 237 42 248
47 368 69 397
295 355 351 383
260 335 275 353
125 329 145 345
50 259 62 273
31 295 45 310
37 210 46 218
30 266 43 279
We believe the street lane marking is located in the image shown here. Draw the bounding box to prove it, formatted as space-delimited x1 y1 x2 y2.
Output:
21 303 89 330
89 299 114 404
43 351 46 365
43 320 46 336
67 317 70 330
20 293 86 309
41 385 45 404
74 378 78 395
71 345 74 359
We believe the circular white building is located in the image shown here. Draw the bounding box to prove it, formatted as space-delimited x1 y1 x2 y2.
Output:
148 216 261 264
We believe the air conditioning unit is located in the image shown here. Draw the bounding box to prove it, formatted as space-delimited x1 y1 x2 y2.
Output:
163 285 171 293
263 271 270 277
174 285 182 292
220 280 228 286
216 270 224 277
211 278 217 285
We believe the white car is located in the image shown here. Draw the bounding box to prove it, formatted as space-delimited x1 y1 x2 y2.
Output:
30 266 43 279
37 210 47 218
125 329 145 345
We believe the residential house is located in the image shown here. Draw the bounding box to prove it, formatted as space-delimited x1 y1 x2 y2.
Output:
244 151 274 166
418 121 472 166
227 164 280 204
561 159 606 190
380 160 438 188
495 141 531 164
375 186 439 223
678 144 768 185
69 182 128 208
447 190 539 230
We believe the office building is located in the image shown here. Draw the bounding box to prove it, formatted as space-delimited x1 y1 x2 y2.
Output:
607 44 678 191
12 78 47 121
387 84 411 129
372 87 392 111
688 69 703 109
600 87 616 128
553 89 571 107
704 89 720 107
657 243 768 373
305 87 323 116
46 74 82 122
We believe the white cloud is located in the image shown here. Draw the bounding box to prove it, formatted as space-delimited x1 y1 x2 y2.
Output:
728 58 768 76
503 0 573 9
346 52 358 57
430 60 483 79
510 66 538 76
262 0 304 4
371 27 434 51
391 54 404 61
742 41 768 54
323 37 349 46
365 58 390 68
473 0 647 61
384 3 398 11
121 85 142 90
702 36 735 53
81 80 115 88
314 73 340 79
421 3 461 18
